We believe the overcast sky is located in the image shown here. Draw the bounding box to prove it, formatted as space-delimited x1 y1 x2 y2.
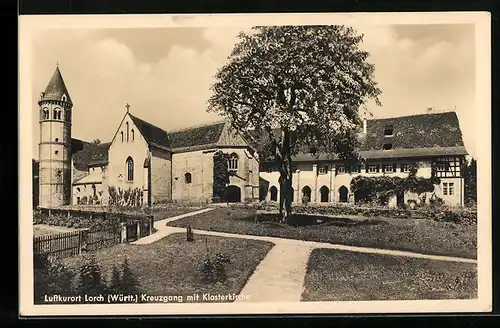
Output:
30 24 476 159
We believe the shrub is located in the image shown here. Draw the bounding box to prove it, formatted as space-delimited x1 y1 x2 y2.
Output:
77 254 107 297
108 265 122 294
200 249 231 284
119 258 140 294
34 253 75 303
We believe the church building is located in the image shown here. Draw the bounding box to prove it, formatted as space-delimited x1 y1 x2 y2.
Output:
37 66 260 208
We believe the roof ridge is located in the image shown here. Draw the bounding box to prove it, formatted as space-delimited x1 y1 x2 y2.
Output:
129 113 170 134
168 119 227 133
368 110 457 121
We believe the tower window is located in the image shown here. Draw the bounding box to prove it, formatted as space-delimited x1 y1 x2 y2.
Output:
42 108 49 120
126 156 134 182
65 110 71 121
383 143 393 150
55 138 59 142
55 150 59 155
53 108 62 120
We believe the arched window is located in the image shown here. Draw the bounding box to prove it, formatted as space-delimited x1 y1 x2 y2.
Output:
338 185 348 203
65 109 71 122
126 157 134 182
320 186 330 203
121 131 124 142
42 108 49 120
228 153 239 171
302 186 312 203
185 173 192 184
126 122 129 142
131 129 135 141
53 108 62 120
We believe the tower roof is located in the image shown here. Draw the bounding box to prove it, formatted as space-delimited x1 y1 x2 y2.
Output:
41 66 72 104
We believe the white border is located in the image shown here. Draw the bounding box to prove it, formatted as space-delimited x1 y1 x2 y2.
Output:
19 12 492 316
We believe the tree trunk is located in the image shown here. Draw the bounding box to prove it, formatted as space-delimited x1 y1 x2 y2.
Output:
278 130 293 224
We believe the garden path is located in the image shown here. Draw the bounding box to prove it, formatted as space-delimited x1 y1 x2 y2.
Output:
234 243 313 302
131 208 215 245
132 208 477 302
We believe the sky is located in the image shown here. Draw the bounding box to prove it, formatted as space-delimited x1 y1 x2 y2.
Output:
30 24 476 159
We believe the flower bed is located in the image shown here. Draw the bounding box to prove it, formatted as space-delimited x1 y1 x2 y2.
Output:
225 202 477 226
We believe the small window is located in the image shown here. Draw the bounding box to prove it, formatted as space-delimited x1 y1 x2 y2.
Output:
185 173 192 184
131 129 135 141
267 167 273 173
77 197 80 204
336 164 345 174
384 125 394 136
449 182 454 195
228 153 239 171
55 138 59 142
121 131 124 142
443 182 448 196
402 163 411 172
126 122 129 142
383 163 393 172
368 164 378 173
55 150 59 155
77 187 80 192
383 143 393 150
318 165 329 175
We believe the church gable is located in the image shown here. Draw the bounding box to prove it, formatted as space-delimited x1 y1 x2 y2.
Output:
216 122 251 148
109 113 149 152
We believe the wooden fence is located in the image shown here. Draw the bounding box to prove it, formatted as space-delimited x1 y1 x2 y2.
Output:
34 224 121 259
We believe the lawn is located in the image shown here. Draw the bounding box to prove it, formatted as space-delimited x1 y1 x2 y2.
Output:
301 248 477 301
61 233 274 302
167 208 477 259
152 205 205 222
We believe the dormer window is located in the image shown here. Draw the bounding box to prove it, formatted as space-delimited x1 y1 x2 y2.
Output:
61 94 67 102
383 143 392 150
384 125 394 137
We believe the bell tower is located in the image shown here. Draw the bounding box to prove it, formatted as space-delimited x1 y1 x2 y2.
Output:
38 65 73 208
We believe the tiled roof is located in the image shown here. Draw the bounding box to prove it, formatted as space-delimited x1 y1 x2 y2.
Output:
73 172 104 185
40 67 73 104
168 121 226 151
71 139 110 166
129 114 171 150
263 111 468 163
361 111 465 151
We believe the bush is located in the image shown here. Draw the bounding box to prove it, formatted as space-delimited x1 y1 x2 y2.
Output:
201 252 231 284
77 254 107 297
34 253 75 303
119 258 140 294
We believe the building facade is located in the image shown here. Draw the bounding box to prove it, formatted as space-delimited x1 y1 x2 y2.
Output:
37 66 260 208
259 111 468 207
36 66 468 208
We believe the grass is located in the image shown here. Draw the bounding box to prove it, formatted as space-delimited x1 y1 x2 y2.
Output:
152 205 205 222
167 208 477 259
301 248 477 301
61 233 274 301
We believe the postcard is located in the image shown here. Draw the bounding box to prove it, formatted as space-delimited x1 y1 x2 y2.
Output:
19 11 491 316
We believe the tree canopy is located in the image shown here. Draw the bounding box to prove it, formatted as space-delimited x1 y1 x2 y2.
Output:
207 25 382 221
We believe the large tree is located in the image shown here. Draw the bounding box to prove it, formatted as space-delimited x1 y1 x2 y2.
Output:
207 25 382 222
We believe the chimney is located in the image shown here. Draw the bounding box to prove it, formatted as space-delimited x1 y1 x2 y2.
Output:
363 118 367 134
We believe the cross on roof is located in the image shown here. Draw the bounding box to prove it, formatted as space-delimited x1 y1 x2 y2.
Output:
126 103 130 112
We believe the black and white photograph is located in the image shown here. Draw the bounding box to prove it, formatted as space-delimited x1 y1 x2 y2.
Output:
19 12 491 316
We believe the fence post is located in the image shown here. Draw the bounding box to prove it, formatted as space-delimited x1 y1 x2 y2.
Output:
120 222 127 243
136 220 141 239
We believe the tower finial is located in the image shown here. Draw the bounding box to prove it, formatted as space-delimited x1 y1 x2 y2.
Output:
126 103 130 113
